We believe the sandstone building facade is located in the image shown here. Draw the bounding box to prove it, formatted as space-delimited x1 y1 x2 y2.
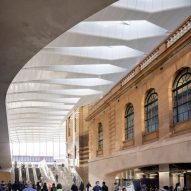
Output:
65 17 191 190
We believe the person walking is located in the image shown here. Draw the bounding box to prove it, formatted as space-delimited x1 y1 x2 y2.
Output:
86 182 91 191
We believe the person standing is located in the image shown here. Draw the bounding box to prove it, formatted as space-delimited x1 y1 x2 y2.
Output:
12 181 17 191
51 183 56 191
79 182 84 191
0 181 6 191
55 174 58 182
102 182 108 191
174 183 181 191
36 182 41 191
56 184 62 191
7 181 12 191
41 183 48 191
0 184 3 191
23 183 37 191
71 183 78 191
93 181 101 191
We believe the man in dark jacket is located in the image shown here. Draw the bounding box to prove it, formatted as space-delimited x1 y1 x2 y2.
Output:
7 181 12 191
79 182 84 191
71 183 78 191
102 182 108 191
93 181 101 191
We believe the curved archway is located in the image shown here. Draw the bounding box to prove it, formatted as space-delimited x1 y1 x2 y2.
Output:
0 0 116 169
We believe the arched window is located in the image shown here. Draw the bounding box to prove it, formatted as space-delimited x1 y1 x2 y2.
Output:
98 123 103 150
173 68 191 123
125 104 134 140
145 89 159 133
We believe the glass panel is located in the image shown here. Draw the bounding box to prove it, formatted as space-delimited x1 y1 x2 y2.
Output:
144 89 159 133
173 68 191 123
98 123 103 150
125 104 134 140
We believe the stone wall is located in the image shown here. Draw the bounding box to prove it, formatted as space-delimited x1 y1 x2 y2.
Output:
87 32 191 189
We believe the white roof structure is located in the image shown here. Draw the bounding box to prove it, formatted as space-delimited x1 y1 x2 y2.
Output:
6 0 191 143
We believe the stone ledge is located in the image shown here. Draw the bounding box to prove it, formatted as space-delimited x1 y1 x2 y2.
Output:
142 130 159 144
122 138 135 149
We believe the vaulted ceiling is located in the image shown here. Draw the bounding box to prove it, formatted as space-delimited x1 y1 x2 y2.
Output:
6 0 191 144
0 0 116 168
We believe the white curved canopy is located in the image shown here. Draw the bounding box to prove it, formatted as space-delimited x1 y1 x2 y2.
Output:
6 0 191 143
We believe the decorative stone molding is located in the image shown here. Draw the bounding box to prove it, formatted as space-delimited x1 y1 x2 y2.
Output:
167 20 191 48
140 49 160 71
121 70 136 86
